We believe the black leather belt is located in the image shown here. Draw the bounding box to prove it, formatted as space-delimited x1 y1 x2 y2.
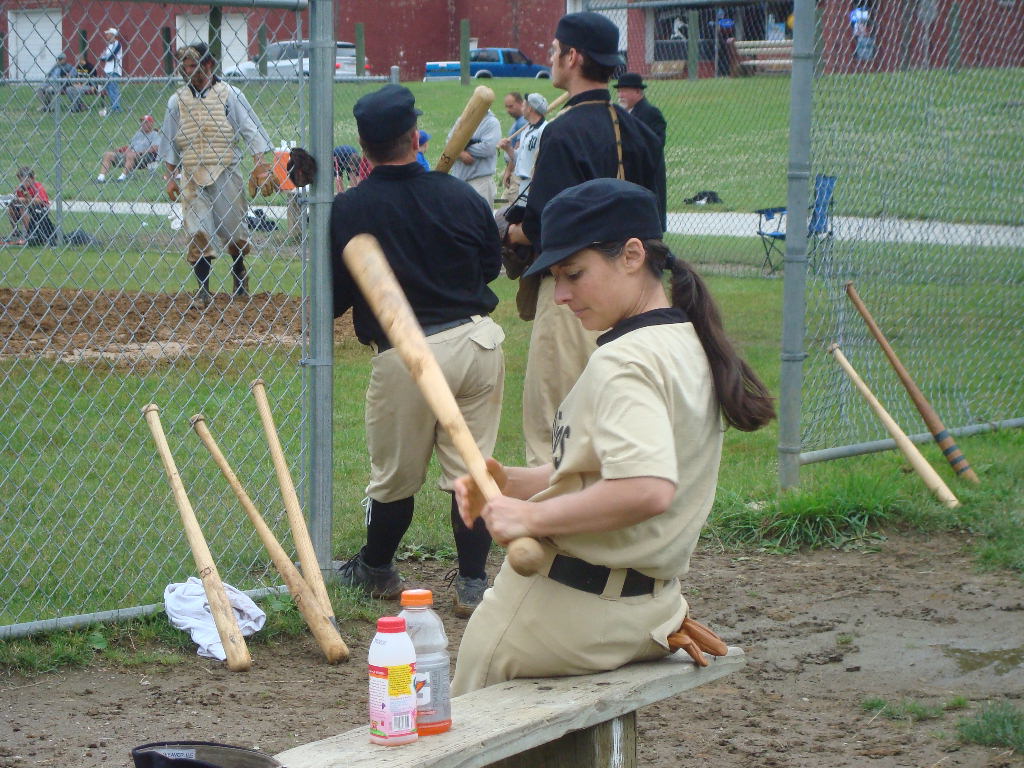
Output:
547 554 657 597
373 316 475 353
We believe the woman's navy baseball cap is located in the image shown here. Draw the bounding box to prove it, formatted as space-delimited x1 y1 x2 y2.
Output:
525 178 663 277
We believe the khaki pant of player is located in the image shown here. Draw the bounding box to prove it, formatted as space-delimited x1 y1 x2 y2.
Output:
451 556 684 695
365 316 505 501
466 175 497 207
522 275 600 466
181 168 248 261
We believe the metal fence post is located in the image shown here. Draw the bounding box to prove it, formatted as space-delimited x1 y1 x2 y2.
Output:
355 22 365 76
687 9 700 80
778 0 816 490
308 0 335 574
460 19 470 86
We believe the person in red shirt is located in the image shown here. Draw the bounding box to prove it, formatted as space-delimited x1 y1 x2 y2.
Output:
9 167 51 241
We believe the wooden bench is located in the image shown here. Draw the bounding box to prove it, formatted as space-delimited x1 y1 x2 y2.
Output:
729 39 793 75
276 647 744 768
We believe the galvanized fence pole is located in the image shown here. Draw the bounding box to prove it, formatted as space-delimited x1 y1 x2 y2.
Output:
777 0 815 489
307 0 335 573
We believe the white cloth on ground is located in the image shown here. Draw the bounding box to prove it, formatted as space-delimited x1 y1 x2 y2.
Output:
163 577 266 660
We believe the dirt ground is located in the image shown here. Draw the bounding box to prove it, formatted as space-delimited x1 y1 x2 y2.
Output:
2 532 1022 768
0 288 354 365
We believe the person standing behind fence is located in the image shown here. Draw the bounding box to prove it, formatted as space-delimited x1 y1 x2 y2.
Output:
159 42 274 307
447 107 501 205
98 28 123 116
614 73 666 147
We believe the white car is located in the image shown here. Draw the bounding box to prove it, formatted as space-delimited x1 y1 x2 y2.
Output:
224 40 369 80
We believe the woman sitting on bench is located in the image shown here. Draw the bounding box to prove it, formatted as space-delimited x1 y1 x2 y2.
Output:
452 178 774 693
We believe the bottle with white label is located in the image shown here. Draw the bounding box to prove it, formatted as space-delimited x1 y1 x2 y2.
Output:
368 616 418 746
398 589 452 735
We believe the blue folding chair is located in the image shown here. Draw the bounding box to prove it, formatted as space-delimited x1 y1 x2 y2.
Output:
755 174 837 274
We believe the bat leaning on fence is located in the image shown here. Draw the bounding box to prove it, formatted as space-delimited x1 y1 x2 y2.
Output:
250 379 337 627
190 415 349 663
142 404 252 672
844 282 979 484
828 345 959 508
341 234 546 577
434 85 495 175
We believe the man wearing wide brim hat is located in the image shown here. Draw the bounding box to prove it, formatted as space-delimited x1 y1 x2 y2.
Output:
504 11 666 468
614 72 666 147
158 42 274 306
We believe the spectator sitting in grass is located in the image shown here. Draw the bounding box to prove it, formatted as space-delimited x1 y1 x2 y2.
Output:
97 115 160 183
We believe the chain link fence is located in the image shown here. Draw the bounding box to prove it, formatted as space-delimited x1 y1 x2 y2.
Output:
0 3 320 635
588 0 796 277
796 2 1024 466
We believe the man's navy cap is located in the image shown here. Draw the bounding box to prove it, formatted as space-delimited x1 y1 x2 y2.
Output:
526 178 663 277
614 72 646 89
555 12 624 67
353 85 422 143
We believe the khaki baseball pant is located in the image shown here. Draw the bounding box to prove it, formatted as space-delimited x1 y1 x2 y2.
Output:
452 557 684 695
521 275 600 466
365 316 505 502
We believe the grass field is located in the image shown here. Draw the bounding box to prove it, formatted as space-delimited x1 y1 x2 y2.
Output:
2 66 1022 629
3 66 1021 221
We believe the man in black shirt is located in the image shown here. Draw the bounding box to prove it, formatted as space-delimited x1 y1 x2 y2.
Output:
505 12 666 466
615 72 667 147
330 85 506 616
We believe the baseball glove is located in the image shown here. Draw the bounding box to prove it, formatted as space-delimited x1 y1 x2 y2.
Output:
287 147 317 187
667 616 729 667
166 176 180 203
248 162 277 198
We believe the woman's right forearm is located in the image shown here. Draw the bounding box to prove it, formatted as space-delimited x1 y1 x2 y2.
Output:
504 464 552 500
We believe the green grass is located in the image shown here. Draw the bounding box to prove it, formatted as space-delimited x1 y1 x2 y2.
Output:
862 696 969 722
4 67 1022 221
958 701 1024 753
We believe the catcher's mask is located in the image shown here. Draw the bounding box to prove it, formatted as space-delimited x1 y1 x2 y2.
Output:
178 42 215 77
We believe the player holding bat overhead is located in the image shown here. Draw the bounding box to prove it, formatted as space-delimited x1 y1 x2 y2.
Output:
329 85 506 617
451 179 774 693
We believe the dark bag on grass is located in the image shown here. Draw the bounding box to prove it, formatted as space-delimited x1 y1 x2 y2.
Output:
246 208 277 232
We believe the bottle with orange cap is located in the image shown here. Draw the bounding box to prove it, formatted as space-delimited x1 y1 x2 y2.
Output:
398 589 452 735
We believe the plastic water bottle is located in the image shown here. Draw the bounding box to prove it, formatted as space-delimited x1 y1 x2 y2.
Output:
368 616 418 746
399 589 452 735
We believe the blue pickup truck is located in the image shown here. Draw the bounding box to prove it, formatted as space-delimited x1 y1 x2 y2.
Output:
423 48 551 81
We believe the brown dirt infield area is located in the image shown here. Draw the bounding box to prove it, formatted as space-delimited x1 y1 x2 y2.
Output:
2 532 1022 767
0 288 356 364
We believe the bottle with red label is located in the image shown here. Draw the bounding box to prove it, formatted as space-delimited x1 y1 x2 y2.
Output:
368 616 417 746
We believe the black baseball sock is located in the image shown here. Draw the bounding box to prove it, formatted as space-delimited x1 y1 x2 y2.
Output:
450 494 491 579
193 257 212 287
362 496 414 568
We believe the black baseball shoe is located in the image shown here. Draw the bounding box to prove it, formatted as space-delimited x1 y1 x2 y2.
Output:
336 549 403 599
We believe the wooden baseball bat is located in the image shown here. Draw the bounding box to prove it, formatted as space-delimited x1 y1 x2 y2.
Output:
435 85 495 175
250 380 336 625
845 282 980 484
828 346 960 508
342 234 546 577
505 91 570 143
142 404 252 671
190 415 349 664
